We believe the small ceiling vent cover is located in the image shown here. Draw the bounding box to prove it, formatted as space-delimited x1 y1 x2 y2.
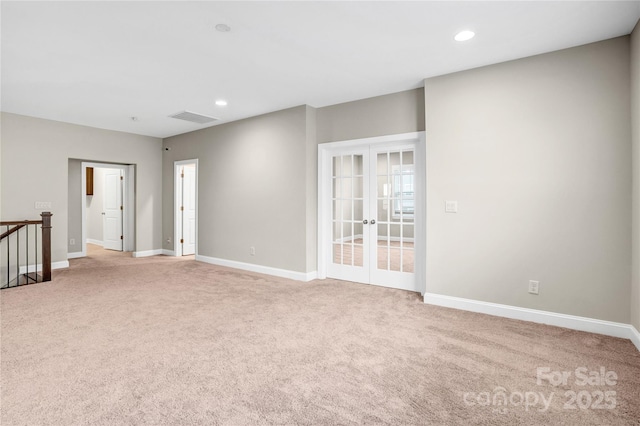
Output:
169 110 218 124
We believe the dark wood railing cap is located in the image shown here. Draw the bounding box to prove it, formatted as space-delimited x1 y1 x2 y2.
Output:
0 220 43 226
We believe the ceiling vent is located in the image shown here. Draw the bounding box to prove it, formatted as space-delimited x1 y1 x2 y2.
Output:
168 110 218 124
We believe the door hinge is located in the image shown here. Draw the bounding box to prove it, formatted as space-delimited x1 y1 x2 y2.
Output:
120 206 123 210
180 206 184 211
120 235 123 240
120 176 123 180
180 239 184 243
181 173 184 178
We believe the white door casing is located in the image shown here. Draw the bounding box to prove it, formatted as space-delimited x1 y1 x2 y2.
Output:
318 132 426 294
103 169 123 251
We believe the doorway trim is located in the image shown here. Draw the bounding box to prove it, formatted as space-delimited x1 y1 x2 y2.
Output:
317 131 426 294
174 159 199 257
76 162 135 258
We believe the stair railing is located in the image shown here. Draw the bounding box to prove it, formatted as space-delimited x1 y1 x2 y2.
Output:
0 212 52 289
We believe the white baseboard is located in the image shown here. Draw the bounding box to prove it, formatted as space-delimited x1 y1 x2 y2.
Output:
631 325 640 352
304 271 318 281
53 261 69 270
424 293 638 347
19 261 69 274
86 239 103 246
196 255 316 282
132 249 163 258
67 251 84 259
162 249 176 256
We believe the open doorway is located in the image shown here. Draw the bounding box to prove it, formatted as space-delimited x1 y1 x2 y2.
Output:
174 160 198 256
80 162 135 256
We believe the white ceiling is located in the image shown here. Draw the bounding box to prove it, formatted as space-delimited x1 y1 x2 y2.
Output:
2 1 639 138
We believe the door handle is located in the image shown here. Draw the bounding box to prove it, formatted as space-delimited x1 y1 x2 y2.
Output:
363 219 368 225
370 219 376 225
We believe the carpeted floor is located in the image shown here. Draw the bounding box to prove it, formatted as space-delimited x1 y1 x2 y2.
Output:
1 246 639 425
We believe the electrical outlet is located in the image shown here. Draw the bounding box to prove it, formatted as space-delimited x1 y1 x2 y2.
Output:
166 238 171 244
529 280 539 295
70 238 75 245
250 246 256 256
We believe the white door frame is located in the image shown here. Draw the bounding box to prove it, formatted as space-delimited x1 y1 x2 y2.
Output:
174 159 199 256
317 132 426 294
79 162 135 257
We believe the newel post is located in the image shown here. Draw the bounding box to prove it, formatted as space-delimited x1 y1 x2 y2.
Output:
41 211 52 282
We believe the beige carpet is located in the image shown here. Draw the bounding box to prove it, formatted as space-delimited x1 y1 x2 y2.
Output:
1 246 639 425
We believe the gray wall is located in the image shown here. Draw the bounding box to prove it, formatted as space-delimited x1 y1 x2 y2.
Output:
1 113 163 263
305 106 318 272
163 106 316 273
632 22 640 331
424 37 632 323
317 88 425 144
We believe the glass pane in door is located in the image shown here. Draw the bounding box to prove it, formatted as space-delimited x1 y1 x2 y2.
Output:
332 154 364 267
376 149 415 273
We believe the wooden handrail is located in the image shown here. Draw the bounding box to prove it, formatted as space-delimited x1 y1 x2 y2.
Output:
0 224 27 241
0 220 44 226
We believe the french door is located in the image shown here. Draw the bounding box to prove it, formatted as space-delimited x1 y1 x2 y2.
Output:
322 135 423 293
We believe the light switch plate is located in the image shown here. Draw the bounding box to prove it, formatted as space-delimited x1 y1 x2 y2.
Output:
35 201 52 209
445 200 458 213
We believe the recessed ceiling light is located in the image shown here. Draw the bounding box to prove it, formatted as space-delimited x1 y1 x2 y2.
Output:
454 30 475 42
215 24 231 32
215 100 228 106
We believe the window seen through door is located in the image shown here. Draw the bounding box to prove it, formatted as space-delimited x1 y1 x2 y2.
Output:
392 164 414 219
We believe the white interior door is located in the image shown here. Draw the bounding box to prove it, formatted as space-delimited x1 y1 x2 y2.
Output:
103 169 123 251
181 165 196 256
325 142 418 292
